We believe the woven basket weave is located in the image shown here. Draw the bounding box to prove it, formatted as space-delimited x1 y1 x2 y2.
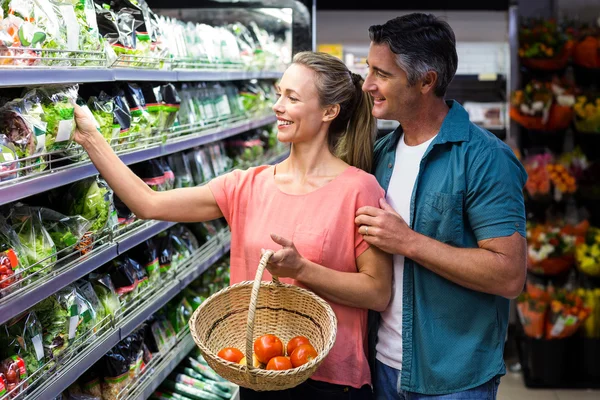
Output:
189 250 338 391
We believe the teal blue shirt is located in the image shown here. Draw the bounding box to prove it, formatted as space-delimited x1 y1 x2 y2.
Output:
370 101 527 395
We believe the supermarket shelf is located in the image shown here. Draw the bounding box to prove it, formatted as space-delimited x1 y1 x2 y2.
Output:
0 243 118 326
0 68 281 87
137 333 196 400
178 245 229 289
28 328 121 400
0 114 277 206
119 281 182 339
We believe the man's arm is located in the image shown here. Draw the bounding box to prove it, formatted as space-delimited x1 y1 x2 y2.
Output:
355 199 526 299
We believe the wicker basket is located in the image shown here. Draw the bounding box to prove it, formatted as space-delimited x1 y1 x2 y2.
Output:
189 250 338 391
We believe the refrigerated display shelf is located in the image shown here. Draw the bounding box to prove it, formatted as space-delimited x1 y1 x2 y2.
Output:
0 242 118 325
0 68 282 87
0 114 277 206
23 232 231 400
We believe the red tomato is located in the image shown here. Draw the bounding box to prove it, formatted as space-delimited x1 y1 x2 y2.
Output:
286 336 311 356
253 334 284 364
290 344 318 368
217 347 244 363
266 356 293 371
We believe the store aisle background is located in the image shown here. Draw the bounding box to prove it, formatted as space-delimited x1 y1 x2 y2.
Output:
499 373 600 400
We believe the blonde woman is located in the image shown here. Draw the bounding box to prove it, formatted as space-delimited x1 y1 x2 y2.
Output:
73 52 392 399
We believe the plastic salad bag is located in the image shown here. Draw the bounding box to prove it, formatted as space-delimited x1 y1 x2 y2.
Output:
83 92 116 144
0 311 45 376
38 86 78 151
10 204 57 279
74 0 103 56
129 239 160 286
73 285 98 337
112 89 133 149
38 207 92 256
130 159 166 191
32 293 70 360
167 153 193 188
123 83 152 142
160 158 174 190
0 136 18 182
107 258 138 304
100 347 131 400
65 177 117 234
127 256 148 290
77 280 106 325
89 273 120 317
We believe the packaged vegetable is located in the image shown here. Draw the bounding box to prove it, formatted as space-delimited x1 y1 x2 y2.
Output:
32 293 70 360
100 347 131 400
0 97 46 175
128 256 149 290
0 136 18 182
107 258 138 304
159 84 181 130
167 296 192 334
169 373 231 399
76 280 105 325
0 217 25 297
39 207 92 256
112 90 133 149
86 92 116 144
130 159 166 191
161 380 223 400
38 86 78 151
74 0 103 56
65 177 116 234
183 288 204 311
129 239 161 285
167 153 193 188
160 158 175 190
89 273 120 317
0 355 28 398
0 311 45 376
10 204 57 278
151 391 188 400
123 83 152 142
154 231 173 275
185 357 225 383
143 316 164 354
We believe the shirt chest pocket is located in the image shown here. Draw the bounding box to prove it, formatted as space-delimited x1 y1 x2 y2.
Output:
292 225 328 265
419 192 464 245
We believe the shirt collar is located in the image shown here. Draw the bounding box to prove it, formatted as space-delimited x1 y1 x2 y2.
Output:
388 100 471 147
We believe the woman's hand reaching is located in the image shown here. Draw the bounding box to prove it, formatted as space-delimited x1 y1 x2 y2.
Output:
73 104 101 147
263 233 308 280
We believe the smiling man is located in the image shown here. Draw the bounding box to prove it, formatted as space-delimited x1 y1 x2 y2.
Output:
354 14 528 399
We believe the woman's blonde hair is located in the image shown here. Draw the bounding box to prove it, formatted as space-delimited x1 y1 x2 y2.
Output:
293 51 376 172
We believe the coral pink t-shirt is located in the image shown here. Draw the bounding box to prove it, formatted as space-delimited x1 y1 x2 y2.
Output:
208 165 385 389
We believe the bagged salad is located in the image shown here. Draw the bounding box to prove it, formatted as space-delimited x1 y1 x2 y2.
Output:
107 257 138 304
38 207 92 256
130 159 166 191
89 273 120 317
32 293 71 360
167 296 193 334
111 89 133 149
0 136 18 182
10 204 57 279
123 83 152 142
154 231 173 274
36 86 78 151
100 347 131 400
0 354 29 398
77 92 116 144
129 239 161 286
0 311 45 376
64 177 117 234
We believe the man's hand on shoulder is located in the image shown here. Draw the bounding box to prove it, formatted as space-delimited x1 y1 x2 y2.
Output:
355 198 417 255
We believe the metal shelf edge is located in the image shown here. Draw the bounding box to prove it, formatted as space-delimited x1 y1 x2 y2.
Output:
119 282 181 339
139 334 196 400
116 221 176 255
0 243 118 325
0 68 115 88
30 328 121 400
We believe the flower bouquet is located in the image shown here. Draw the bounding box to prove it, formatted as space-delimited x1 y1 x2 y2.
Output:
519 18 571 71
510 80 574 151
573 94 600 133
572 23 600 69
576 226 600 277
527 222 578 275
577 288 600 338
524 151 583 202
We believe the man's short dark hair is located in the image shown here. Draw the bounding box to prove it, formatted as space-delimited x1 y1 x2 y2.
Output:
369 13 458 97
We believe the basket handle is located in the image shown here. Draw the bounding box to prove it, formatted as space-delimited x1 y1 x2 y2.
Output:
245 250 279 369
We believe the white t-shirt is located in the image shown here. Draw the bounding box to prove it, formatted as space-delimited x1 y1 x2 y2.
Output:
376 133 436 371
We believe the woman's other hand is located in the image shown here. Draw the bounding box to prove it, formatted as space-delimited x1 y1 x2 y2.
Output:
264 233 307 279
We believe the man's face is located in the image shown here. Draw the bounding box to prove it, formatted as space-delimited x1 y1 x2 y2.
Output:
363 43 421 122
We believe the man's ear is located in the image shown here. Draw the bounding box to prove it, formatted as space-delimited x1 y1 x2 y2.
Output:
323 104 340 122
420 71 438 95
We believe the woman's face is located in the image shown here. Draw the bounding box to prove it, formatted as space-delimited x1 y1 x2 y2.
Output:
272 64 328 144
